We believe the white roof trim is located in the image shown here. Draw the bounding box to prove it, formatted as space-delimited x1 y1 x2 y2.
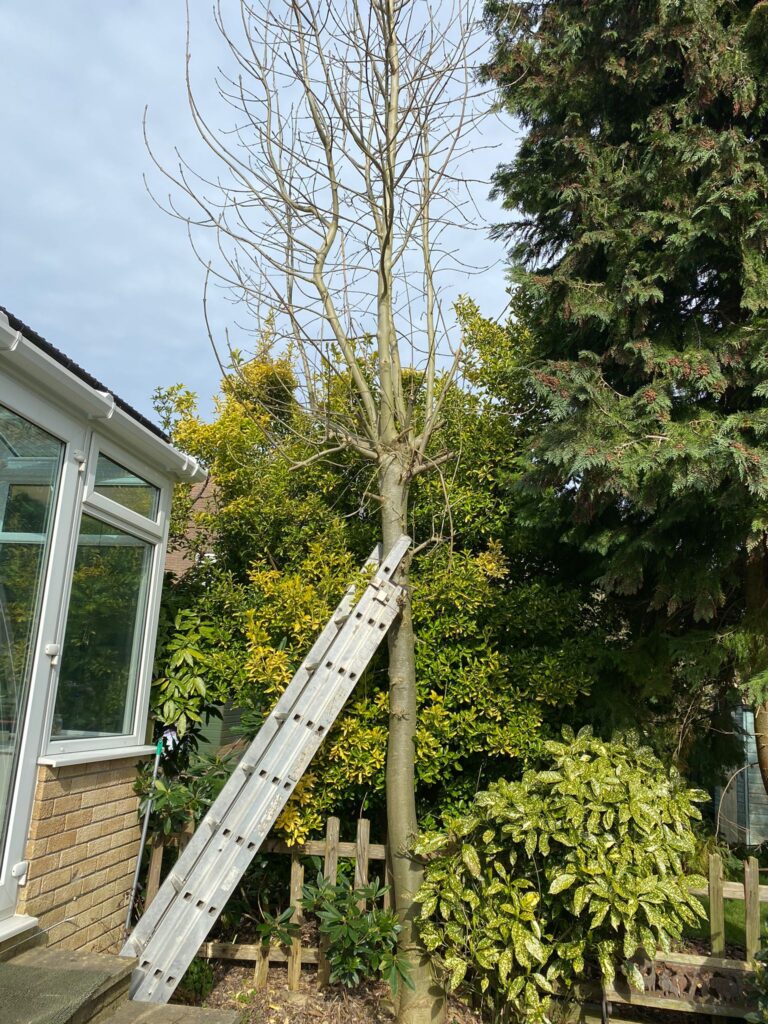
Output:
0 312 206 484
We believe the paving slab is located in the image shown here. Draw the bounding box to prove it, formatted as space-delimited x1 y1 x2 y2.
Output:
0 948 135 1024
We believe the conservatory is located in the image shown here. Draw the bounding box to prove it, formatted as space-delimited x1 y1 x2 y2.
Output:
0 306 204 952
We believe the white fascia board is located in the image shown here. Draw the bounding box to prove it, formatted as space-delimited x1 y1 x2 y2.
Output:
0 312 206 484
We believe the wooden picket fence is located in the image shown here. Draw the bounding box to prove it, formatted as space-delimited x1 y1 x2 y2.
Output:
690 853 767 960
144 816 389 991
143 826 765 1011
584 853 766 1022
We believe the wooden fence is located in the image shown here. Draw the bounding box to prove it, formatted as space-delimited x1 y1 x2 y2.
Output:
590 852 764 1021
689 852 767 960
143 825 764 1011
145 816 389 991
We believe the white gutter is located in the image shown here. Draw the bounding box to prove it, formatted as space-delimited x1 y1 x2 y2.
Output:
0 312 206 484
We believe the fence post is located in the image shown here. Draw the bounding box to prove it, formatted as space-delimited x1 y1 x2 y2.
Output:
709 853 725 957
317 817 340 986
253 942 269 990
354 818 371 910
745 856 760 963
179 819 194 852
287 853 304 992
145 837 164 909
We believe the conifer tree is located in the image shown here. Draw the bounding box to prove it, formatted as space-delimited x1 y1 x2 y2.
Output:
483 1 768 782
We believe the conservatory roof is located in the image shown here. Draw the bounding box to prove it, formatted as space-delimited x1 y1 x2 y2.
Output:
0 304 205 483
0 305 168 441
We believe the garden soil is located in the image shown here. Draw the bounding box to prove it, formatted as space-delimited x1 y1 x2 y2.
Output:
181 962 712 1024
190 963 482 1024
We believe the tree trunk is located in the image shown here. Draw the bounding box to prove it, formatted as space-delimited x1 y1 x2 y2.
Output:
746 545 768 795
379 454 445 1024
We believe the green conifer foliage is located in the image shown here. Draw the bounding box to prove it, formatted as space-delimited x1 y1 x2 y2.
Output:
483 1 768 779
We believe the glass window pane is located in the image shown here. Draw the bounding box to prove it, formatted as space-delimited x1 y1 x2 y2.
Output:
0 404 63 849
53 514 152 739
94 453 159 519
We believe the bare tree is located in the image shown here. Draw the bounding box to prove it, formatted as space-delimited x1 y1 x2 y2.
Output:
149 2 486 1019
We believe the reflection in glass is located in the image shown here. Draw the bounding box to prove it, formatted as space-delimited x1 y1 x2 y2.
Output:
94 454 159 519
0 404 62 853
53 515 151 738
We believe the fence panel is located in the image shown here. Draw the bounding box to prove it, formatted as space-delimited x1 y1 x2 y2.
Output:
145 816 388 987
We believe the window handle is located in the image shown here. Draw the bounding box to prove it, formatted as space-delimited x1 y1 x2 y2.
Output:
44 643 60 666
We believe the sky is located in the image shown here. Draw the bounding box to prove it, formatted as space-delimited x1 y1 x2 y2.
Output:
0 2 516 424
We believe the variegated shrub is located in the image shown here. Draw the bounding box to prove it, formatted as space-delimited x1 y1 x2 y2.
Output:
414 727 707 1022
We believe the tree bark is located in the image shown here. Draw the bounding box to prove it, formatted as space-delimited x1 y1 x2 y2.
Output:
746 545 768 795
380 453 445 1024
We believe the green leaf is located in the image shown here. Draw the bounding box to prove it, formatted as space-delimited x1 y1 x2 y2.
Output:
445 955 467 991
624 962 645 993
549 873 577 895
461 844 482 879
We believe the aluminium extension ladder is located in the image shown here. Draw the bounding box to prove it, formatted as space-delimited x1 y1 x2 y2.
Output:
122 535 411 1003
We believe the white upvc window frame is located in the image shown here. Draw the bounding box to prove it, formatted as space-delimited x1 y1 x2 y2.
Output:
1 316 204 921
42 435 172 759
0 382 86 918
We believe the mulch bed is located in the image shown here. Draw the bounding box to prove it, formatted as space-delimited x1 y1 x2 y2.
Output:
681 937 747 960
191 963 482 1024
179 946 739 1024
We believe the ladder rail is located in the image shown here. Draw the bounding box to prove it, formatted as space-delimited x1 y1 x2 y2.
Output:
123 536 410 1003
129 577 403 1000
125 543 384 951
138 582 401 1001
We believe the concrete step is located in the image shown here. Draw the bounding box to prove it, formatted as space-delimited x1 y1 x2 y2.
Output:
106 1005 243 1024
0 946 136 1024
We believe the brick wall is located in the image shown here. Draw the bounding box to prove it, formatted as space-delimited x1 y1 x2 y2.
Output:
16 756 143 954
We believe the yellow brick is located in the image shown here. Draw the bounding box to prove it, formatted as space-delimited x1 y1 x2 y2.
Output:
64 808 93 831
29 795 56 821
39 776 77 798
36 902 74 929
57 845 84 870
71 886 98 912
79 900 112 928
52 793 83 816
84 921 106 945
86 834 115 859
96 799 138 824
105 862 128 885
83 885 109 909
17 880 40 905
23 840 46 865
75 821 103 845
38 865 73 895
27 816 62 841
94 848 126 873
80 784 123 809
28 851 61 878
45 830 76 855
